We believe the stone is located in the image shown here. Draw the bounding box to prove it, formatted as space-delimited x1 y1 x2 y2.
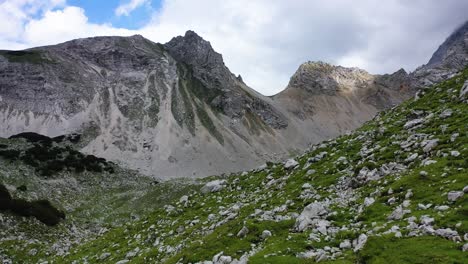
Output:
99 253 111 260
405 189 413 199
388 206 407 220
439 109 453 118
420 215 435 226
405 153 418 162
461 81 468 98
284 159 299 169
261 230 272 239
125 247 140 259
353 234 368 252
447 191 463 202
201 180 227 193
180 195 189 204
302 183 312 189
463 243 468 252
435 228 459 239
295 202 328 231
339 240 352 249
450 150 460 157
237 226 249 238
422 139 438 153
463 186 468 193
404 119 424 129
434 205 450 211
364 197 375 207
387 197 396 205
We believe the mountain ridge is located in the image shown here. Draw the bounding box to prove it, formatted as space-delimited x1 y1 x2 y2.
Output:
0 22 467 179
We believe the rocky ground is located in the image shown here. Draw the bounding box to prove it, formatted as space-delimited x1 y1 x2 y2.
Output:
1 67 464 263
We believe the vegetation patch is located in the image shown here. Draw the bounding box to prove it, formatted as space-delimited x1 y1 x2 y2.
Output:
0 50 53 64
0 184 65 226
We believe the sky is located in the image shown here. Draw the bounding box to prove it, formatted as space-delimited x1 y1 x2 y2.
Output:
0 0 467 95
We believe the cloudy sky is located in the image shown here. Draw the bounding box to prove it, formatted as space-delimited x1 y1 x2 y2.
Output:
0 0 467 95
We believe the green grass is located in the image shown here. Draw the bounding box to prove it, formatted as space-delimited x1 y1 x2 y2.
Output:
358 236 468 264
0 50 53 64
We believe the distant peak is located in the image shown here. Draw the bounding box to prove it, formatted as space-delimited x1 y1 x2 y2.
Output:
285 61 373 95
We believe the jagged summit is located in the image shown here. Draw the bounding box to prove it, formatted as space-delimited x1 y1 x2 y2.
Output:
284 61 374 95
426 20 468 69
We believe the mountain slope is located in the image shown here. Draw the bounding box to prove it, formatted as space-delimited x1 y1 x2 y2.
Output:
0 32 414 180
0 33 291 179
15 66 464 264
0 21 466 180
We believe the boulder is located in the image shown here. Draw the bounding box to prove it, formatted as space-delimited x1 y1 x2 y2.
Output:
295 202 328 231
284 159 299 169
353 234 368 252
447 191 463 202
422 139 438 153
201 180 227 193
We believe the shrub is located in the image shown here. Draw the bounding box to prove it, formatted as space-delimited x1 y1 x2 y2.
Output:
0 184 65 226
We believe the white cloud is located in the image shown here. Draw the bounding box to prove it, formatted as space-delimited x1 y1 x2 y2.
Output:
115 0 148 16
0 0 467 95
23 6 136 47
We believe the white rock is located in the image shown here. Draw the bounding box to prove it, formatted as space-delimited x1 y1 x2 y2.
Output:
420 215 435 226
462 243 468 252
180 195 189 204
353 234 368 252
295 202 328 232
439 109 453 118
218 256 232 264
405 189 413 199
405 153 418 162
434 205 450 211
460 81 468 98
237 226 249 238
261 230 272 239
404 119 423 129
447 191 463 202
201 180 227 193
450 150 460 157
422 139 438 153
284 159 299 169
464 186 468 193
99 253 111 260
387 197 396 205
435 228 459 239
339 240 352 249
125 247 140 259
402 200 411 208
364 197 375 207
388 206 407 220
302 183 312 189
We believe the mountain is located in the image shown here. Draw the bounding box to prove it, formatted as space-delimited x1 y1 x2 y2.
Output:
2 61 466 264
0 22 467 180
0 32 290 179
411 20 468 87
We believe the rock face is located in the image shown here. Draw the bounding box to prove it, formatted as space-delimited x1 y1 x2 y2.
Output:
0 32 290 179
411 20 468 87
0 21 467 179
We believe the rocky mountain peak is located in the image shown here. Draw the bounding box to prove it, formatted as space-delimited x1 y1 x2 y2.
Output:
426 20 468 70
164 30 226 72
285 61 373 95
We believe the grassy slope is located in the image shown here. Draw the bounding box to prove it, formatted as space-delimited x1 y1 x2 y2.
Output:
42 69 468 263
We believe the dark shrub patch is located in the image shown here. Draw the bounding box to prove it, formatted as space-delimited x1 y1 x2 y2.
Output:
9 132 53 143
0 144 7 149
0 184 65 226
17 185 27 192
0 149 21 160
